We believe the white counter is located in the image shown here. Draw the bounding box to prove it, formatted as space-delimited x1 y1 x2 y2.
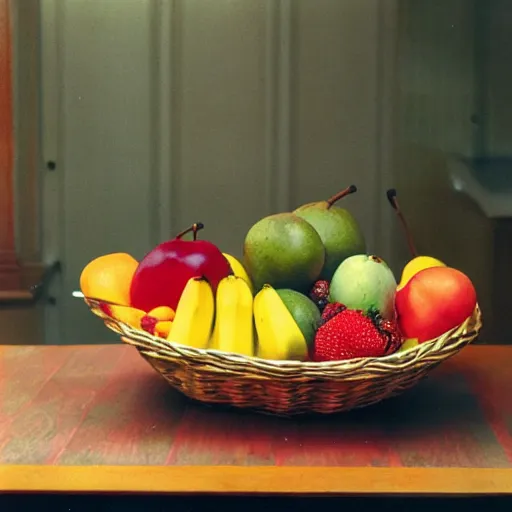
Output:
449 157 512 218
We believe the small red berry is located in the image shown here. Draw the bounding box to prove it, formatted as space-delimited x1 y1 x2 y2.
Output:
141 315 158 335
321 302 346 322
309 280 330 311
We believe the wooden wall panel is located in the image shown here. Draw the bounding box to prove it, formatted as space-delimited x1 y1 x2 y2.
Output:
172 0 279 258
11 0 41 263
0 0 21 291
38 0 396 345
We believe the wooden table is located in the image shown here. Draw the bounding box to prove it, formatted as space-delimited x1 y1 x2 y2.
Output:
0 344 511 498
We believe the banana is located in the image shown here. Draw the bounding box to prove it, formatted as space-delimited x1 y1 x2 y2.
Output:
209 275 255 357
253 284 309 361
104 305 146 329
222 252 254 294
167 277 214 349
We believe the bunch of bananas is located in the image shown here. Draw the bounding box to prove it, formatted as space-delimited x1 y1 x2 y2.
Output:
166 256 310 361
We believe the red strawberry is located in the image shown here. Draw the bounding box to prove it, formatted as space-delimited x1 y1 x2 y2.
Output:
313 308 400 362
309 280 330 311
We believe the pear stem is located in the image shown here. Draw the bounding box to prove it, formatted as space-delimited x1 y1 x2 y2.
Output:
176 222 204 241
326 184 357 208
386 189 417 257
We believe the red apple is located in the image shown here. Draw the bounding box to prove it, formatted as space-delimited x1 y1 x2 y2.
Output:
130 223 232 312
395 266 477 343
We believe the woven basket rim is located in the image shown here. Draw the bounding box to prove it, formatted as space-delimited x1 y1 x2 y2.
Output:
86 298 482 372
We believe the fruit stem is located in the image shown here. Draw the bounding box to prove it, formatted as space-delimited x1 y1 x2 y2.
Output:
326 185 357 208
386 189 417 257
176 222 204 241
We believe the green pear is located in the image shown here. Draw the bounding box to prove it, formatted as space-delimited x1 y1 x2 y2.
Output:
243 213 325 293
329 254 397 319
293 185 366 281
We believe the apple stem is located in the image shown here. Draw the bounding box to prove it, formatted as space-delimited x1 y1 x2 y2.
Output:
176 222 204 241
386 189 417 257
326 185 357 208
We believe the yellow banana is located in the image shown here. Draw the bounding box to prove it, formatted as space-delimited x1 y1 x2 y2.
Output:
209 275 254 357
167 277 214 349
222 252 254 294
253 284 308 361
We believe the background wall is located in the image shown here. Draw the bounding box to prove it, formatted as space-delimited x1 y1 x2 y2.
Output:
37 0 397 345
10 0 503 345
396 0 477 158
486 0 512 156
392 0 497 342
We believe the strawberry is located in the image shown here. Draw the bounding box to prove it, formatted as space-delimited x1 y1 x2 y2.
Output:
309 280 330 311
313 308 402 362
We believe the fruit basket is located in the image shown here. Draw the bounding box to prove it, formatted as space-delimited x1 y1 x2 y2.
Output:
86 297 482 416
80 187 483 416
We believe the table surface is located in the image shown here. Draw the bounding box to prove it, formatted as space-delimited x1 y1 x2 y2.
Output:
0 344 511 496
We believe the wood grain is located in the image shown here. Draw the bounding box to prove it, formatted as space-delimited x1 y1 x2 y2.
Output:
1 465 512 496
0 344 511 495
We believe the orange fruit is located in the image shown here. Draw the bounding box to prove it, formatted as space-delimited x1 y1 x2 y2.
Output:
147 306 175 322
80 253 138 306
154 320 172 338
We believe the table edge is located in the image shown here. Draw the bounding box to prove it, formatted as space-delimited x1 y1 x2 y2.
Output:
1 465 512 496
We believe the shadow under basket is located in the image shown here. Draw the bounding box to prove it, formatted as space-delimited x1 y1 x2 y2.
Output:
86 300 482 416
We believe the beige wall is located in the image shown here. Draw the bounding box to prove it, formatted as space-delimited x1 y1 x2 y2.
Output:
36 0 396 345
486 0 512 156
396 0 477 158
393 0 494 341
12 0 503 345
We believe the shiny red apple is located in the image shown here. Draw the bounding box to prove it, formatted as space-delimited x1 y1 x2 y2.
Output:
130 223 232 312
395 266 477 343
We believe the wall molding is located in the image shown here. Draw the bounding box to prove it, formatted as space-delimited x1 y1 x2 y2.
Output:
40 0 63 344
149 0 174 245
264 0 292 215
375 0 400 272
40 0 61 266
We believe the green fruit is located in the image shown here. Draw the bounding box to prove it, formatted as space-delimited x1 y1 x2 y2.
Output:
276 288 321 349
243 213 325 293
329 254 397 319
293 185 366 281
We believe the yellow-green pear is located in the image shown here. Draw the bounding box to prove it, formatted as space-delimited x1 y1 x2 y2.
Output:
293 185 366 281
243 213 325 293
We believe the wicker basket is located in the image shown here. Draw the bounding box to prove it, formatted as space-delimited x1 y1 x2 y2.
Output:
86 299 482 416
